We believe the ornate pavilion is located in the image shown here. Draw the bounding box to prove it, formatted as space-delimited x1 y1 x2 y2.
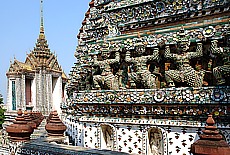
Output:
63 0 230 155
6 0 67 115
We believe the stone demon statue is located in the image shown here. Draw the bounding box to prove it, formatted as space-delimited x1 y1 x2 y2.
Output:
125 47 159 89
93 51 120 90
211 27 230 85
164 28 204 87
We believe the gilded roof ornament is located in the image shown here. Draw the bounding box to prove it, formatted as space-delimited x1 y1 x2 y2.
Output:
39 0 45 39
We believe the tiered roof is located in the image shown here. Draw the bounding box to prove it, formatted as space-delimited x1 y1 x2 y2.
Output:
7 0 65 77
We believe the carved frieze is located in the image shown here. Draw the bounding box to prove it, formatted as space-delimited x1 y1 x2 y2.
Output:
71 86 229 104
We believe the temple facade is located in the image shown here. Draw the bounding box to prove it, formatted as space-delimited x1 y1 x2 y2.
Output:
63 0 230 155
6 0 67 115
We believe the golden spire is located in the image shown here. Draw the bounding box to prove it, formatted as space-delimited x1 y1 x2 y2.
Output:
40 0 44 27
39 0 45 39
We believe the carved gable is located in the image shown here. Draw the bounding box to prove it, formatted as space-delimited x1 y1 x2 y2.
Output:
25 53 38 68
46 56 62 72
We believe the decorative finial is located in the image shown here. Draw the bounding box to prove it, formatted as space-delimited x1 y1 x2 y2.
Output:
6 109 33 142
191 114 230 154
206 114 215 126
39 0 45 39
17 109 23 115
45 110 67 137
40 0 44 28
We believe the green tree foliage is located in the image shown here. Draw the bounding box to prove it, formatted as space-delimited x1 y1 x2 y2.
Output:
0 107 5 129
0 94 5 128
0 94 3 104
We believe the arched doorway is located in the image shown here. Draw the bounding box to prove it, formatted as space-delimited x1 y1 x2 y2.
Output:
100 124 114 150
147 128 163 155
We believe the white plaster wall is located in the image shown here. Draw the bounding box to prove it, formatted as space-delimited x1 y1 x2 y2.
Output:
52 76 62 114
82 122 99 149
35 71 52 115
43 73 48 113
35 71 42 112
6 78 13 111
44 74 48 114
63 84 68 102
31 78 37 111
64 117 70 135
77 121 84 146
65 120 148 154
63 117 230 155
72 122 78 146
167 127 199 155
15 77 22 110
64 117 79 146
6 77 24 111
46 74 52 114
21 74 26 111
71 121 150 154
115 124 144 154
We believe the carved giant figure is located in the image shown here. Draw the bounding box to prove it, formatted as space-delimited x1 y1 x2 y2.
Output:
164 28 204 87
211 39 230 85
125 48 159 89
93 52 120 90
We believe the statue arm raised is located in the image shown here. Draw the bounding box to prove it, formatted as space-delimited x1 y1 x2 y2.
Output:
125 51 136 63
187 42 203 59
107 52 120 64
146 48 159 61
164 46 177 60
210 40 224 55
93 55 102 66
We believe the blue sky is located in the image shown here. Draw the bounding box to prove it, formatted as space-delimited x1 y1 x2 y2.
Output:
0 0 90 102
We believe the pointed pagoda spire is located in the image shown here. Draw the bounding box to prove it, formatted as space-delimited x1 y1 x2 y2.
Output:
40 0 44 27
31 0 53 66
39 0 45 39
26 0 62 71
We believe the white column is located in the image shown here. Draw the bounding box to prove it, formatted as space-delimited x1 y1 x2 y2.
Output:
46 73 52 115
31 78 36 110
35 72 40 112
15 77 22 110
52 75 62 114
6 78 12 111
21 74 26 111
36 70 43 113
